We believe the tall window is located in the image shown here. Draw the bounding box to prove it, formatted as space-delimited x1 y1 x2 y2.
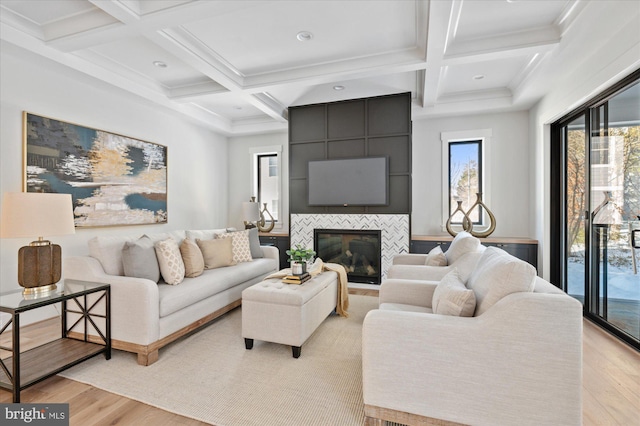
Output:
441 129 492 229
257 154 279 221
449 140 483 223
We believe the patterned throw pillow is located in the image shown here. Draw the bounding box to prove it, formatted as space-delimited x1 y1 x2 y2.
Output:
217 230 253 263
154 238 185 285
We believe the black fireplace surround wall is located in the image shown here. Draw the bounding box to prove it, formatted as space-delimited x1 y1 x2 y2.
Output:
288 92 412 214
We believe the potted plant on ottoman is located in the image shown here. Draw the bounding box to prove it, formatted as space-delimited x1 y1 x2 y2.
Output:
286 245 316 275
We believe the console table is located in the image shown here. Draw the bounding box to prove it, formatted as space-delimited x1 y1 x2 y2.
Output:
259 232 290 270
0 279 111 402
411 235 538 269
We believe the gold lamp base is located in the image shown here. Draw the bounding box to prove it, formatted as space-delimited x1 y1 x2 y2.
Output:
17 240 62 296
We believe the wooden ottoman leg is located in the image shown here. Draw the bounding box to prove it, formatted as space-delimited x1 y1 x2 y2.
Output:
292 346 301 358
245 338 254 350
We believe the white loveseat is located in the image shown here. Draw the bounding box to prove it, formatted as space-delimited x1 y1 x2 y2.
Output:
387 231 484 283
362 246 583 426
65 228 279 365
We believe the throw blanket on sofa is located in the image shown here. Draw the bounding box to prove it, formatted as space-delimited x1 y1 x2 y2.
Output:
264 258 350 317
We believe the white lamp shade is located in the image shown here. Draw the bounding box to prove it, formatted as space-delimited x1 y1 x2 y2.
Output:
242 201 260 222
1 192 76 239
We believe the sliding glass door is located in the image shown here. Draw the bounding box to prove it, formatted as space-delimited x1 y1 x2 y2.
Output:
556 71 640 349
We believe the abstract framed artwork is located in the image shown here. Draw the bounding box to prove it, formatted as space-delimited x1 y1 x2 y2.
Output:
23 112 168 228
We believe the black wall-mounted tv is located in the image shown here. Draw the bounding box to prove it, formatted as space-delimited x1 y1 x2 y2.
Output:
308 157 389 206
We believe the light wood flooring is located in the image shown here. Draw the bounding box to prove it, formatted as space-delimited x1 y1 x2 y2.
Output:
1 291 638 426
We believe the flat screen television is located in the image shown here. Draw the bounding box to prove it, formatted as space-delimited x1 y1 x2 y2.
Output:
308 157 389 206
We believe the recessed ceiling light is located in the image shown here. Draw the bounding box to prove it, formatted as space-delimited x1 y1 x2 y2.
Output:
153 61 168 68
333 85 345 91
472 75 485 80
296 31 313 42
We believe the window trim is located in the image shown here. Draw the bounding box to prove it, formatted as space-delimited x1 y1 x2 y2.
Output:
441 129 492 232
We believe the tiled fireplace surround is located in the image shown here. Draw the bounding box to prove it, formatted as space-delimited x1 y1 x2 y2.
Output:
290 214 410 282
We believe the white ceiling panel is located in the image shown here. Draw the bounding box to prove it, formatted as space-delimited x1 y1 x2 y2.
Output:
181 0 417 76
0 0 615 135
441 56 529 95
0 0 95 26
454 0 568 41
87 35 210 89
196 96 268 120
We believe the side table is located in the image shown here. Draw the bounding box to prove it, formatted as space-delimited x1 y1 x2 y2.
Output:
0 279 111 402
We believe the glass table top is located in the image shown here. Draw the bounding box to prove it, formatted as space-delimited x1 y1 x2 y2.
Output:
0 279 109 311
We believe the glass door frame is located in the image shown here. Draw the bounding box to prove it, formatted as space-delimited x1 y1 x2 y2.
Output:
551 68 640 350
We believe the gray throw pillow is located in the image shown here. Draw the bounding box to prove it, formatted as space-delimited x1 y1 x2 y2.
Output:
247 228 263 259
122 235 160 283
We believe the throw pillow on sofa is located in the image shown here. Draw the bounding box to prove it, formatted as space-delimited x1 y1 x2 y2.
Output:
247 227 263 259
444 231 480 264
425 246 447 266
466 246 536 315
122 235 161 282
196 237 234 269
431 268 476 316
180 238 205 277
216 231 253 263
88 235 135 276
155 238 185 285
185 228 227 241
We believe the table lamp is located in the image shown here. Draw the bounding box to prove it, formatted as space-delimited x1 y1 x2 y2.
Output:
1 192 76 295
242 197 260 229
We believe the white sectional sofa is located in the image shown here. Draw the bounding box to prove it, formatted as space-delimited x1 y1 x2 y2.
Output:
65 228 279 365
363 243 583 426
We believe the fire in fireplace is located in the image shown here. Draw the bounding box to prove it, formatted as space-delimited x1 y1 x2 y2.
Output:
314 228 382 284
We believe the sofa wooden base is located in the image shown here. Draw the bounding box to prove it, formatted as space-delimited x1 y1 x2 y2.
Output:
364 405 467 426
69 299 242 366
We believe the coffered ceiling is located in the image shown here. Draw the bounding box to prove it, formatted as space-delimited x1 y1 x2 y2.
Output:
0 0 587 135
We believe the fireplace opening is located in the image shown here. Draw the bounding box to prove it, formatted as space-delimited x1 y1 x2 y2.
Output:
314 228 382 284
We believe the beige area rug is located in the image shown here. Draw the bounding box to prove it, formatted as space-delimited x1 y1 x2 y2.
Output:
59 294 379 426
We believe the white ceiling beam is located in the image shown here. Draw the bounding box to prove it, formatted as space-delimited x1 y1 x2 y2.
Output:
168 81 229 101
88 0 141 23
421 0 455 107
230 117 288 136
248 93 288 122
0 5 45 40
444 26 561 65
151 27 244 91
242 49 427 93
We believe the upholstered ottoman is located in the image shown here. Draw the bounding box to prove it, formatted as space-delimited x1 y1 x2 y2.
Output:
242 271 338 358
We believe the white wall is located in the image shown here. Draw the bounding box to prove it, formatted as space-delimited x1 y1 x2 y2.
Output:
411 111 531 237
530 1 640 280
228 132 289 231
0 43 228 322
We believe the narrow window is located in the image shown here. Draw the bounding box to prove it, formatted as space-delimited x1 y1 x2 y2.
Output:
449 140 483 224
257 154 279 221
441 129 491 230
